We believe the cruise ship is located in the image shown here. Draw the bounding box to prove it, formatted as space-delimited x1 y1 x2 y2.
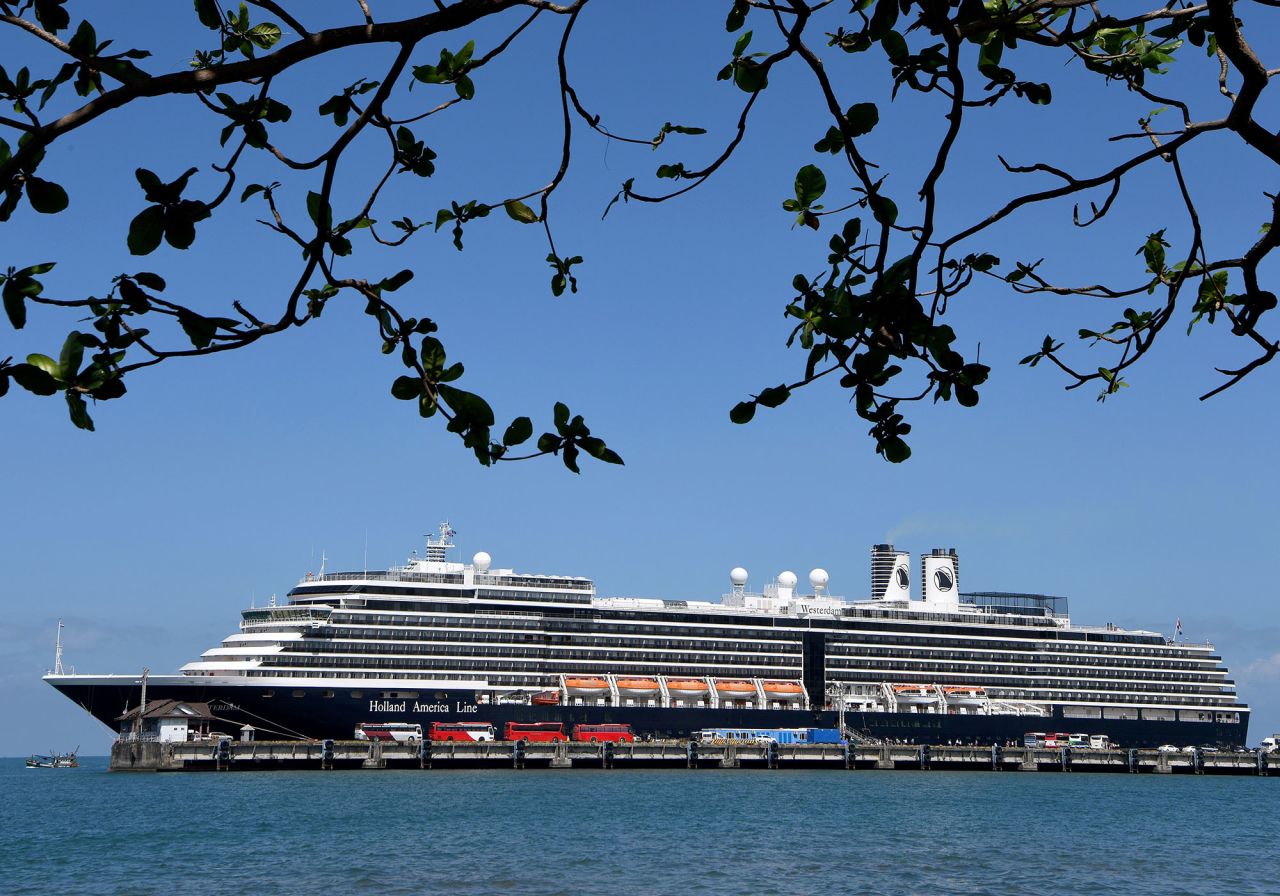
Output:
46 524 1250 747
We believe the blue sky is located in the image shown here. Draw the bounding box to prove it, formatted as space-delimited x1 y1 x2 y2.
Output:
1 2 1277 755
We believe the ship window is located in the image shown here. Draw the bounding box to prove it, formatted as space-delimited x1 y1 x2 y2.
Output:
261 690 274 697
293 690 306 698
322 690 334 698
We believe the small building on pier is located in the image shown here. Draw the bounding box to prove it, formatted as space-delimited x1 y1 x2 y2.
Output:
116 699 217 743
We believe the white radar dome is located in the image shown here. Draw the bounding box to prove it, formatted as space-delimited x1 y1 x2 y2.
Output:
809 568 830 589
472 551 492 571
730 567 749 586
778 570 798 588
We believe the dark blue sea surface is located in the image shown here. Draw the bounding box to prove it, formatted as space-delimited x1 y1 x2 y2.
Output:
3 758 1275 895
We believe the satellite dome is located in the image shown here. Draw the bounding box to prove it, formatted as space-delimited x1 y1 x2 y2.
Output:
472 551 492 572
778 570 798 588
730 567 749 586
809 568 829 589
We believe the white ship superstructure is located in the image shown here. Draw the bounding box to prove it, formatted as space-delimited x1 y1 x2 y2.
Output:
168 525 1245 732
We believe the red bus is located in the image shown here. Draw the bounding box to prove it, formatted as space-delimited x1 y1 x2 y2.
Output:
504 721 566 742
572 723 635 743
429 721 496 742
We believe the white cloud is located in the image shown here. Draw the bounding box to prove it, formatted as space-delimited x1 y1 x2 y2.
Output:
1237 653 1280 687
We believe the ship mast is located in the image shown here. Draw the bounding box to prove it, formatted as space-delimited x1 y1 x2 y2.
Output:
52 619 64 675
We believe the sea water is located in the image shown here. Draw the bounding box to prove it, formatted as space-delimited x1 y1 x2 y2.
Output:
2 757 1275 895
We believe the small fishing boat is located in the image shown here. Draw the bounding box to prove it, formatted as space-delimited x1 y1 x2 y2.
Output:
26 748 78 768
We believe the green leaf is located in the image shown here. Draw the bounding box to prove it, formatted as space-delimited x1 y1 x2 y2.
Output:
503 416 533 446
177 309 216 349
391 375 423 400
869 193 898 227
306 191 332 231
127 205 165 255
733 30 753 56
733 59 768 93
163 201 209 250
845 102 879 137
561 441 581 474
10 362 59 395
882 437 911 463
455 75 475 101
726 0 748 32
438 384 494 427
379 269 414 292
881 30 908 64
756 384 790 408
65 390 94 431
134 271 166 291
504 199 538 224
58 331 84 380
794 165 826 207
194 0 222 29
729 400 756 424
25 176 69 214
247 22 282 50
2 289 25 329
27 353 62 380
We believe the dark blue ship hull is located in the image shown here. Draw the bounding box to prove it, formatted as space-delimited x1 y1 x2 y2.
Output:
48 678 1249 749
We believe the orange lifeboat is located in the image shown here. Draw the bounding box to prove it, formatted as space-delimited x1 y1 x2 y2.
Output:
665 678 710 701
564 677 609 696
615 678 660 697
714 679 756 698
531 690 561 706
761 681 805 702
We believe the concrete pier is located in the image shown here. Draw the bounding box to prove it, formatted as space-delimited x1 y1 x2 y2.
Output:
109 739 1279 775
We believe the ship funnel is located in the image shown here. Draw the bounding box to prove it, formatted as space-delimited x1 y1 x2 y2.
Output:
871 544 911 600
922 548 959 610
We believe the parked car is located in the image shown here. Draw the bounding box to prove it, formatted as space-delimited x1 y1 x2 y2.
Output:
1156 744 1180 753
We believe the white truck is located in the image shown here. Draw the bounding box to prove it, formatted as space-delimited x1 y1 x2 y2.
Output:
1261 735 1279 754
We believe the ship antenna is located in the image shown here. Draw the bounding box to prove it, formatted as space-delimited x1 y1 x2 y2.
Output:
363 528 368 575
52 619 64 675
319 550 327 577
136 666 149 740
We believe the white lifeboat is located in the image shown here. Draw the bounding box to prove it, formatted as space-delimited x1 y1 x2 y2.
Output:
892 684 937 706
943 685 986 708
